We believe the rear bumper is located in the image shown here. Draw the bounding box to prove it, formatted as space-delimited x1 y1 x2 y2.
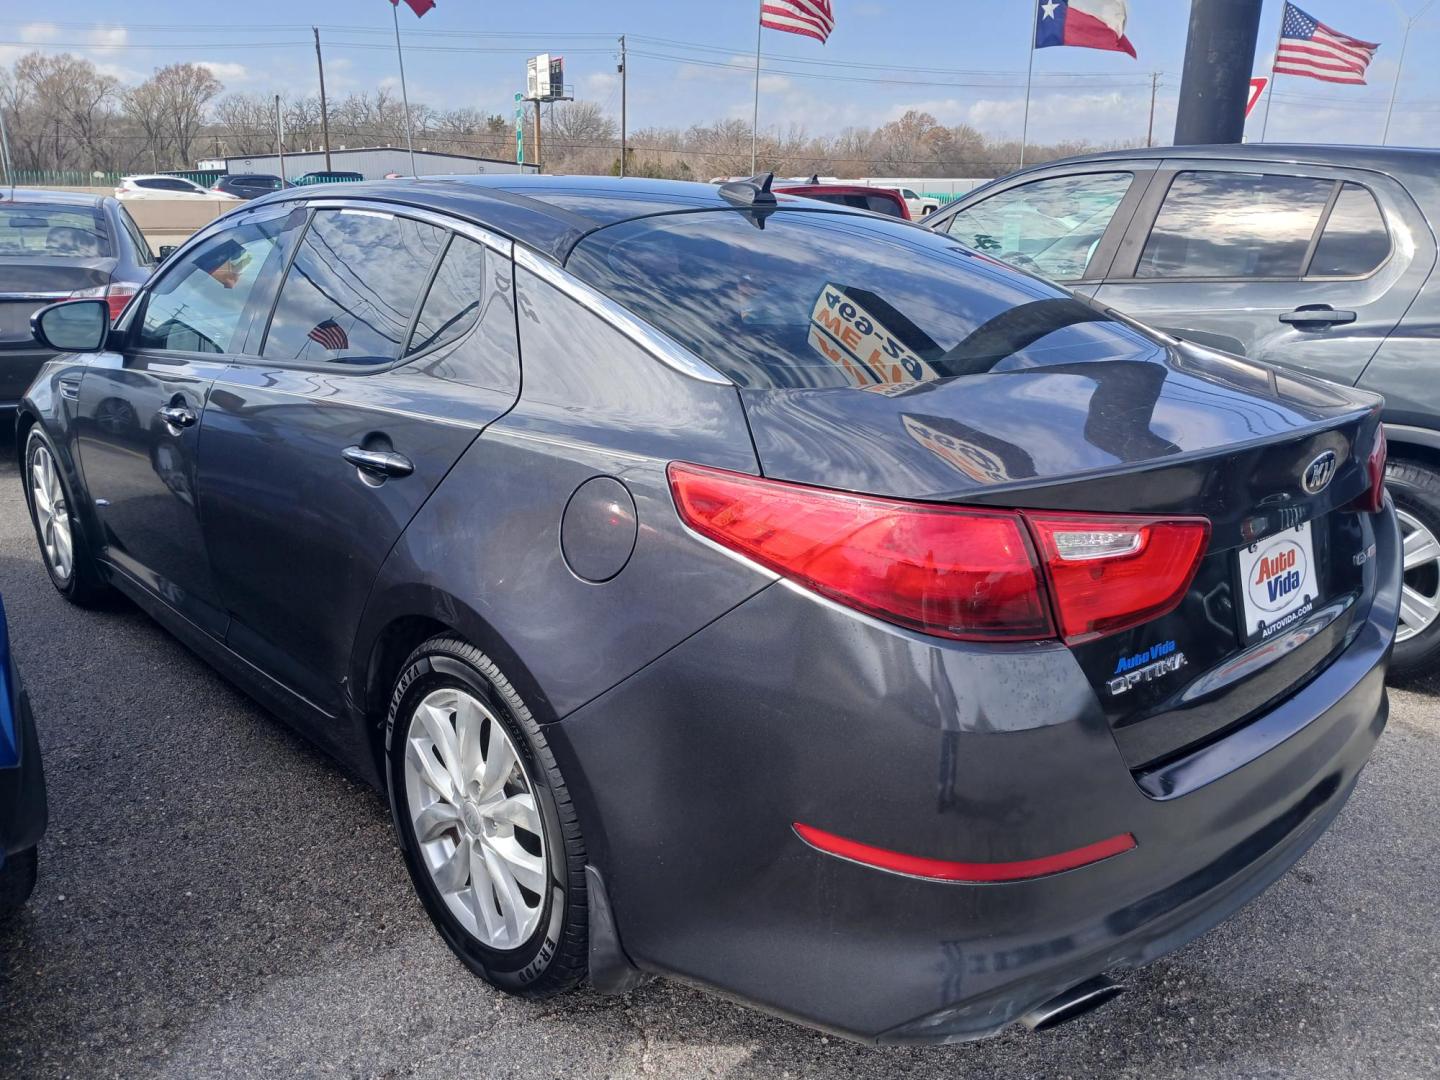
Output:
0 650 47 865
549 503 1399 1043
0 348 55 410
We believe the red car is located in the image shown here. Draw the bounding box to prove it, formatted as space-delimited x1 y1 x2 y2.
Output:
771 181 911 220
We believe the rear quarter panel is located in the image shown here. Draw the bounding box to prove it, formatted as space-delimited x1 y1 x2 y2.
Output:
355 263 767 723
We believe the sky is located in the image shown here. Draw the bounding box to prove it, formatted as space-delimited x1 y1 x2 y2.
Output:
1 1 1436 151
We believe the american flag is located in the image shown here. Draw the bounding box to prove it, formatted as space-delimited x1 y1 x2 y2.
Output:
761 0 835 44
1274 4 1378 85
308 318 350 351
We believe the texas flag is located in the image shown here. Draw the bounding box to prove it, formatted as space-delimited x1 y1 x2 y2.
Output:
1035 0 1136 58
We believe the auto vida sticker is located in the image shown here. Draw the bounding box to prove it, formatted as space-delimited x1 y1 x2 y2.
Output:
1107 639 1188 697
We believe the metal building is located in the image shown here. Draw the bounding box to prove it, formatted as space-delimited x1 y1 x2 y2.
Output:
198 146 537 181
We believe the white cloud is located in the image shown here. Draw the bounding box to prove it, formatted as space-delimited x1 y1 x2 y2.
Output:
584 71 618 95
19 22 59 43
87 26 127 54
198 61 249 83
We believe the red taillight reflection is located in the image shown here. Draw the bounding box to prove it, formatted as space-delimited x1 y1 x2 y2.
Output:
793 821 1137 882
667 463 1053 641
1025 513 1211 645
1350 425 1387 514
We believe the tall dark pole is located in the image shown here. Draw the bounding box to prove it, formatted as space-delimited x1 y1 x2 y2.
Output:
618 35 627 177
1174 0 1264 145
313 27 332 172
1146 71 1159 147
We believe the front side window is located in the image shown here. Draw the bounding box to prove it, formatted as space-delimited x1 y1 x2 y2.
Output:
567 208 1166 390
262 209 446 366
136 211 301 354
945 172 1133 281
1136 171 1334 279
1307 182 1389 278
408 236 486 356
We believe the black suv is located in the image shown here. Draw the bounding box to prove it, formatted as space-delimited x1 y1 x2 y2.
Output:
927 144 1440 677
212 174 289 200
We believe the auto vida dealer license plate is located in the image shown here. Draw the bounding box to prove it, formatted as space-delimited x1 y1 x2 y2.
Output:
1237 521 1319 641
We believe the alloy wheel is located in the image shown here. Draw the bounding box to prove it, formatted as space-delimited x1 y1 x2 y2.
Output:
403 687 548 951
1397 507 1440 643
29 442 73 584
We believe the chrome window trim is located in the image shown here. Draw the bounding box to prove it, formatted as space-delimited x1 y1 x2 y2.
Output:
0 291 77 300
299 198 513 258
512 245 732 386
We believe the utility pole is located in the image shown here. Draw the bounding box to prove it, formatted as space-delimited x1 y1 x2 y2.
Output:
275 95 287 183
1175 0 1264 145
618 35 627 177
313 27 332 171
1146 72 1159 147
534 100 543 172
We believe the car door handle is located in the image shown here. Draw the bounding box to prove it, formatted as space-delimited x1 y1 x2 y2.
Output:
157 405 197 431
341 445 414 479
1279 306 1357 326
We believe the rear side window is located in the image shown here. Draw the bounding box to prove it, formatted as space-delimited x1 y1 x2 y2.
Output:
117 208 154 265
1307 182 1389 278
137 211 303 354
0 206 111 257
865 195 905 217
567 209 1166 390
139 178 199 192
1136 171 1334 279
262 209 446 366
944 172 1133 281
407 235 486 355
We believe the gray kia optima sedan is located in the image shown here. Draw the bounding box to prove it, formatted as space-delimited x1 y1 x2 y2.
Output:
17 175 1398 1043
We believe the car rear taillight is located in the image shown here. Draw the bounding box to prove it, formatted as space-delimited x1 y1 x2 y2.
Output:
667 463 1054 641
1024 513 1211 645
668 463 1212 647
69 282 140 323
1349 425 1387 514
103 282 140 322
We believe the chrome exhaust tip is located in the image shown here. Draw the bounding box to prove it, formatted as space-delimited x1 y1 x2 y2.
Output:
1020 975 1125 1033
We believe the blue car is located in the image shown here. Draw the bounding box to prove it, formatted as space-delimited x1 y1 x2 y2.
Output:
0 593 44 913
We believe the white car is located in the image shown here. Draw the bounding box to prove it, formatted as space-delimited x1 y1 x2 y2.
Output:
116 175 240 201
889 187 940 220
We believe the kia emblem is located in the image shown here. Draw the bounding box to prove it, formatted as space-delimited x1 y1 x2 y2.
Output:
1301 450 1338 495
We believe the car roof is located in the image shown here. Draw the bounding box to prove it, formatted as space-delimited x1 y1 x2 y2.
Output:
224 174 282 181
122 174 201 183
995 143 1440 181
0 187 106 208
247 174 853 265
773 183 902 198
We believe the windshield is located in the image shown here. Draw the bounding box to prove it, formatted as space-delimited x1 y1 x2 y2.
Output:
0 205 111 257
566 209 1166 390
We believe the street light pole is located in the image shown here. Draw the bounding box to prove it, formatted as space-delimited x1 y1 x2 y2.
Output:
1382 0 1437 145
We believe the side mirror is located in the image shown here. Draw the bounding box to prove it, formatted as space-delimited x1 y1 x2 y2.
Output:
158 245 179 260
32 299 110 353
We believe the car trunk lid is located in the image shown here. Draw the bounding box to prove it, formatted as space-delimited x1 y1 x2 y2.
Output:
0 257 116 345
738 343 1385 770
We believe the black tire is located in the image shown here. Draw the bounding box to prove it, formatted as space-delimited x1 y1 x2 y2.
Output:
22 426 110 607
385 636 587 997
0 846 38 916
1386 458 1440 680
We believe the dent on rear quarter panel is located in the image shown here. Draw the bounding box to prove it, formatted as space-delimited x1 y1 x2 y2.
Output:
360 264 768 722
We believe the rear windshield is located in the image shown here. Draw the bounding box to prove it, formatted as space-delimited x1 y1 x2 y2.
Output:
0 205 111 257
566 209 1165 390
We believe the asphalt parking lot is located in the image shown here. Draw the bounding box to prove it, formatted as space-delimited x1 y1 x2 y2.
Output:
0 448 1437 1080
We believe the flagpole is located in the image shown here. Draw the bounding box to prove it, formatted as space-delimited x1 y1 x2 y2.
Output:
1259 3 1286 141
1383 1 1436 145
1020 0 1038 168
751 0 764 175
392 1 418 176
